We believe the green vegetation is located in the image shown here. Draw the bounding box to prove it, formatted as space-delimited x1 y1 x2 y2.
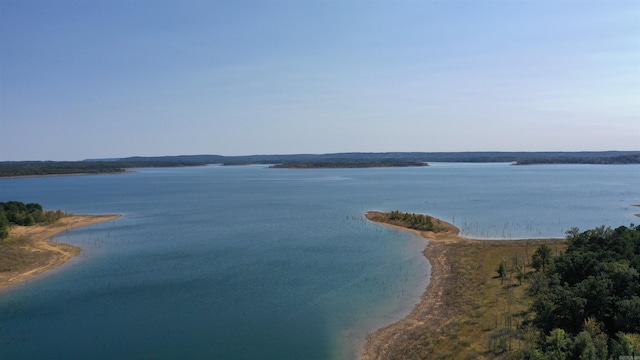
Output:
531 243 553 272
372 237 564 359
0 160 208 177
0 161 125 177
515 153 640 165
269 159 428 168
519 224 640 359
3 152 637 176
154 151 639 164
370 210 443 231
368 217 639 359
0 201 67 240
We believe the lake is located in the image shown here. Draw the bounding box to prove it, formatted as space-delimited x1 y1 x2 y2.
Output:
1 163 638 359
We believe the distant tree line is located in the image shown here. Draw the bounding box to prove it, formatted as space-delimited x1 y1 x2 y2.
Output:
515 154 640 165
269 159 428 168
3 152 638 176
518 224 640 359
125 151 640 165
0 201 67 239
0 160 208 177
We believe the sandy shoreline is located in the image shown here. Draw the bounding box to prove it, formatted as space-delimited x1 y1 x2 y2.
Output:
360 212 464 360
360 211 559 360
0 214 121 290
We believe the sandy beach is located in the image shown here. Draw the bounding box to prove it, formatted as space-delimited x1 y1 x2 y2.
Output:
360 212 464 360
361 211 563 359
0 214 120 290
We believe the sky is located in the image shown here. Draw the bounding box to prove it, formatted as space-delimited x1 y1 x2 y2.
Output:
1 0 639 161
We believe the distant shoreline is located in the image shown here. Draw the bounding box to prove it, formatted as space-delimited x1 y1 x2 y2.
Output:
0 171 132 180
3 151 638 177
360 211 563 359
0 214 121 291
269 160 428 169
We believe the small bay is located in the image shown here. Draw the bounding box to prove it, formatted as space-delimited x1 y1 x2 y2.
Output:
1 163 638 359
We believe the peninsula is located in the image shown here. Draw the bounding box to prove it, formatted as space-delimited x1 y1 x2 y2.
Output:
0 210 120 290
361 211 565 359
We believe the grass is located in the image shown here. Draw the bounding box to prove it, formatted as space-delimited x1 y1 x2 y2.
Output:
402 239 566 359
0 234 50 272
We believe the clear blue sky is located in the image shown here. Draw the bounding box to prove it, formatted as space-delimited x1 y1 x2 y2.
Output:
1 0 638 161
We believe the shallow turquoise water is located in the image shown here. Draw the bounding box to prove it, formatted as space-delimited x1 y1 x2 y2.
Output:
0 163 638 359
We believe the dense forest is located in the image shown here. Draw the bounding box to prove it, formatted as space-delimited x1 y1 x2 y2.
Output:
515 154 640 165
2 152 638 177
114 151 640 165
0 201 66 239
269 159 428 168
0 160 208 177
519 224 640 359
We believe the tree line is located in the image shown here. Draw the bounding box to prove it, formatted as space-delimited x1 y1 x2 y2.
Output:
0 201 67 239
0 160 208 177
516 225 640 359
515 154 640 165
269 159 428 168
375 210 442 232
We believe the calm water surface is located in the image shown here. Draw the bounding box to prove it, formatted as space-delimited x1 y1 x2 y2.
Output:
0 163 638 359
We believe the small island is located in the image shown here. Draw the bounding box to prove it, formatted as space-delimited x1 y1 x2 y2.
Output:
0 201 120 290
269 159 428 169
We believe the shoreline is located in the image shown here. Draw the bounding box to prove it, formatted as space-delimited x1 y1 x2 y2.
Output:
0 171 132 179
360 211 562 359
360 211 465 360
0 214 121 291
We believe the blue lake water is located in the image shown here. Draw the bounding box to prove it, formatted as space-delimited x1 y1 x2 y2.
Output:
1 163 638 359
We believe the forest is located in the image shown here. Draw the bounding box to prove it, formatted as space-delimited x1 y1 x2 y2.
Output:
0 160 208 177
2 151 638 177
268 159 428 168
519 224 640 359
515 154 640 165
0 201 66 239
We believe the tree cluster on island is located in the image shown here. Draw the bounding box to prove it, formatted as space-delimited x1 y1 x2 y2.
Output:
0 201 67 240
268 159 428 169
370 210 443 232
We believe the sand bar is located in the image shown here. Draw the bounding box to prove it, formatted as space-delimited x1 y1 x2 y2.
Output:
360 212 464 360
0 214 121 290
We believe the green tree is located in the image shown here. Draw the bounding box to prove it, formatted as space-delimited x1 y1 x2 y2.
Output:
528 225 640 355
611 332 640 357
532 244 553 272
0 211 9 240
497 259 507 284
573 331 597 360
581 317 609 360
544 328 572 360
615 296 640 333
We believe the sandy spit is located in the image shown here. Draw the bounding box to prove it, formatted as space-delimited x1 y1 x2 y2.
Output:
0 214 121 290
